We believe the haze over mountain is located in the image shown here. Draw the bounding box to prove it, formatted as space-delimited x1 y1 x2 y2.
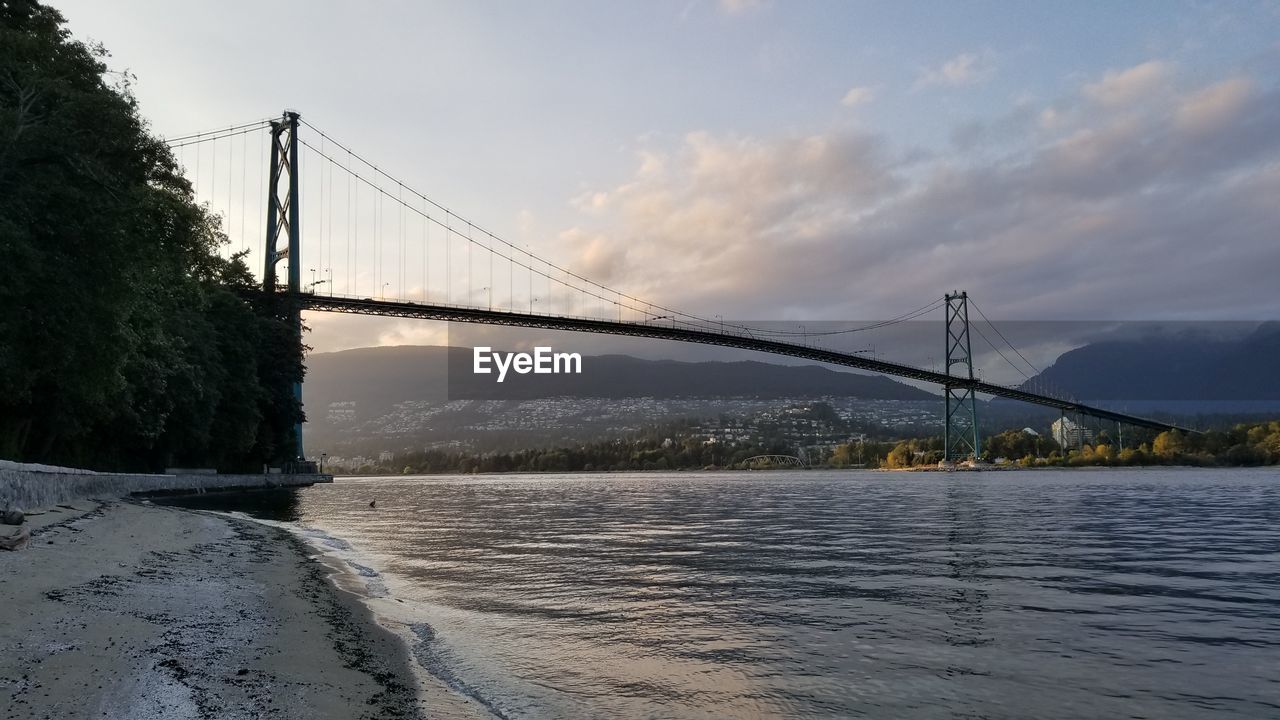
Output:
305 345 936 416
1016 322 1280 407
302 346 941 455
302 326 1280 456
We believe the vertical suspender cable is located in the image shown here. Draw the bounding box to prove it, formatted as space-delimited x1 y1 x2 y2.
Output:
318 135 325 279
327 141 333 293
445 213 451 303
399 183 405 299
226 130 233 255
211 137 217 247
352 164 359 295
346 149 353 294
430 193 435 299
240 131 248 253
257 128 265 278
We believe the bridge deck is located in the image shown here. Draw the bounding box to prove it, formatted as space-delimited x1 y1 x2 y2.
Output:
292 293 1191 433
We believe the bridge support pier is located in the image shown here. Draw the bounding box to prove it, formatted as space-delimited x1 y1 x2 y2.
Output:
944 292 980 462
263 111 304 459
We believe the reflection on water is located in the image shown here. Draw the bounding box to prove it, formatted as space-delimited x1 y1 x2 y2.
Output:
216 470 1280 718
159 488 303 521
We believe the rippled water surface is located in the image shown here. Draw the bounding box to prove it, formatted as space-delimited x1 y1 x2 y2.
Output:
255 470 1280 717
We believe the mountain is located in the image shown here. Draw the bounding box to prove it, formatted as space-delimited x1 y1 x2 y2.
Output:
301 346 940 454
1014 322 1280 407
305 345 936 415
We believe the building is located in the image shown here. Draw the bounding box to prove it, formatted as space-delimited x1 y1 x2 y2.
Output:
1051 417 1094 450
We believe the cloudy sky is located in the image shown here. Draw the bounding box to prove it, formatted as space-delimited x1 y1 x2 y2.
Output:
56 0 1280 370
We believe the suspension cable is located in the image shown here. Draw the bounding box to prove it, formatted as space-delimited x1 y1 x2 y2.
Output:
296 123 945 340
162 118 273 144
166 124 269 150
971 323 1033 383
297 119 759 331
970 299 1042 377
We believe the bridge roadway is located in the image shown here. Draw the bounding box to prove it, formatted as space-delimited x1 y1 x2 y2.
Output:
293 292 1189 433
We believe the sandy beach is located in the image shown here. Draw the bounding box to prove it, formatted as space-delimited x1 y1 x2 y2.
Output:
0 499 485 720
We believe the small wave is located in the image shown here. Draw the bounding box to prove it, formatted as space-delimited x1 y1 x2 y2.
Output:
285 526 389 598
220 510 501 714
408 622 511 720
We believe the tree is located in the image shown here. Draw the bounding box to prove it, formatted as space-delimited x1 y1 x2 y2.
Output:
1152 430 1185 459
984 429 1041 460
0 2 303 471
885 442 913 469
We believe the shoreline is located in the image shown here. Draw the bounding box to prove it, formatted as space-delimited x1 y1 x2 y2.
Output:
0 498 486 719
327 462 1242 477
228 510 505 719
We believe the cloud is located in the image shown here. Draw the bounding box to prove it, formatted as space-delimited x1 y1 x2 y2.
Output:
561 227 628 283
1083 60 1171 107
840 86 876 108
717 0 765 15
1175 76 1255 136
915 51 995 89
305 312 450 352
561 65 1280 329
308 64 1280 369
570 190 610 212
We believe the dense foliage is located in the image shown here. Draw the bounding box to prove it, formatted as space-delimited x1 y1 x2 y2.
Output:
1042 423 1280 468
836 422 1280 470
0 1 303 471
349 434 801 475
346 420 1280 475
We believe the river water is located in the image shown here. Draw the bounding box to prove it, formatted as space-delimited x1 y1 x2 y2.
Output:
202 469 1280 718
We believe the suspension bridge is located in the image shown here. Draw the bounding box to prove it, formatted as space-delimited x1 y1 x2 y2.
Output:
167 111 1190 463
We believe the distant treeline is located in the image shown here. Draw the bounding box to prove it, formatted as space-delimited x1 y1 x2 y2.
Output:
837 422 1280 469
0 2 303 471
359 436 800 475
347 420 1280 475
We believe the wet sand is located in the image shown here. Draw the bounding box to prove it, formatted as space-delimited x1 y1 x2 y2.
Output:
0 499 486 719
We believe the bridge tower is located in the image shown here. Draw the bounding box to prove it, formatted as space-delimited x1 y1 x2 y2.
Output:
943 291 980 461
263 111 304 459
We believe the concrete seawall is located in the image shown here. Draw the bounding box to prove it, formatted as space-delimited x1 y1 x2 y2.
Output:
0 459 332 511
